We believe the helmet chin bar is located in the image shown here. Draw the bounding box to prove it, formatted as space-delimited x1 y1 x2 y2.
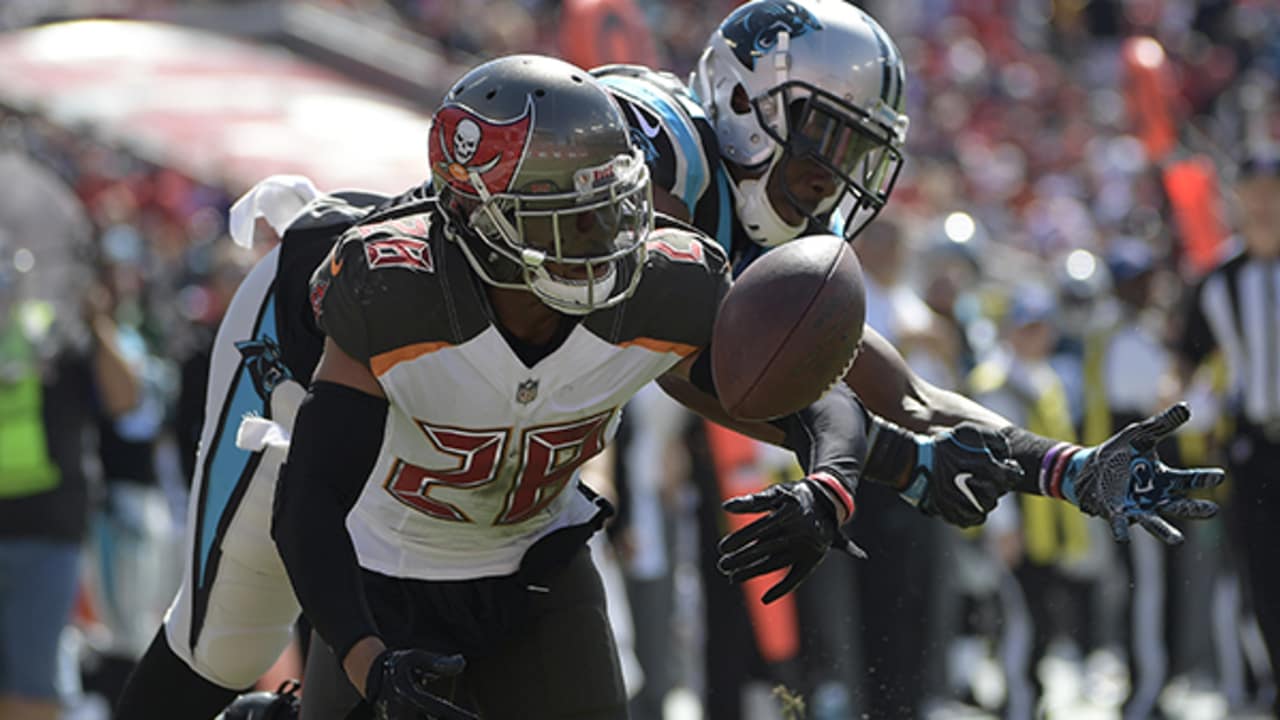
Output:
728 151 806 248
447 155 653 314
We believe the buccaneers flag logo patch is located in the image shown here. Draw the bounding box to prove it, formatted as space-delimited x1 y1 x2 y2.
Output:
432 99 535 196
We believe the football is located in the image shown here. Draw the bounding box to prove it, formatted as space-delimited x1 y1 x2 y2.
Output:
711 234 866 421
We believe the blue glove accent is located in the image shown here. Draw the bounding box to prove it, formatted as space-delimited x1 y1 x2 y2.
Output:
899 439 932 507
1059 447 1092 507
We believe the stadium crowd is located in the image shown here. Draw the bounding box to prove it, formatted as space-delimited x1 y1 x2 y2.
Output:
0 1 1277 719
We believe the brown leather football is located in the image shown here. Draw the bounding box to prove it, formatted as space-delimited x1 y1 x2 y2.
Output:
711 234 866 420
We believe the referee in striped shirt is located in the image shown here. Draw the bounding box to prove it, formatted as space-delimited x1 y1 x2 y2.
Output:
1176 151 1280 713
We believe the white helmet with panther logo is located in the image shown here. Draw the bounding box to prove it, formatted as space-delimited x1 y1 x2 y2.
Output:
691 0 909 246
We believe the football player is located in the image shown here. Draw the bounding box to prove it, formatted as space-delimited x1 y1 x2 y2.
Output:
115 54 920 720
590 0 1223 579
274 54 901 719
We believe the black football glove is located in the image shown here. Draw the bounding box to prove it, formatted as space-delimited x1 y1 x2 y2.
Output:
364 649 476 720
899 422 1025 527
1060 403 1224 544
717 478 866 604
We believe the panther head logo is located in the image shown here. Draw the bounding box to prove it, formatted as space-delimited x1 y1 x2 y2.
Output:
721 1 823 70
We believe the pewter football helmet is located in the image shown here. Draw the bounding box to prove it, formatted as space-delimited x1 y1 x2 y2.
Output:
691 0 909 246
429 54 655 315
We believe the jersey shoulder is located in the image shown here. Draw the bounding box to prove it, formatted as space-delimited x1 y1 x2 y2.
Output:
587 223 730 352
310 201 487 366
592 65 719 214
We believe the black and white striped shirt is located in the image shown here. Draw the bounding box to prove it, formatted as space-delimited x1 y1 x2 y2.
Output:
1180 247 1280 426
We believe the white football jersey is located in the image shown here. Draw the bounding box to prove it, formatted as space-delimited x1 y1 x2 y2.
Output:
312 204 729 580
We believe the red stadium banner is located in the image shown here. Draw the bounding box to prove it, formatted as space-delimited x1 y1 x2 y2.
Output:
703 421 801 663
1163 156 1230 277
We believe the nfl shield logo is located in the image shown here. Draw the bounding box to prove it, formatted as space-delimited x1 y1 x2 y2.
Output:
516 378 539 404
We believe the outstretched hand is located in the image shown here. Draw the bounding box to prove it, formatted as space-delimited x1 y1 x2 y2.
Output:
1067 403 1224 544
717 479 865 604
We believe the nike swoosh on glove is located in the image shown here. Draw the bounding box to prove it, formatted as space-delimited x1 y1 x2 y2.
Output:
899 422 1025 527
365 648 477 720
1053 403 1225 545
717 478 866 605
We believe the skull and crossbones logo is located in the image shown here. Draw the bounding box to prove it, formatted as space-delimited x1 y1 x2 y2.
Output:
453 119 480 163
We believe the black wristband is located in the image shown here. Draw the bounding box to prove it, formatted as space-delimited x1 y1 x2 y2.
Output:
863 415 918 490
998 425 1083 497
364 649 391 701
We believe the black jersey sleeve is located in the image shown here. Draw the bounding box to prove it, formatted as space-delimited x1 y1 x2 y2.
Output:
311 233 375 366
587 226 732 352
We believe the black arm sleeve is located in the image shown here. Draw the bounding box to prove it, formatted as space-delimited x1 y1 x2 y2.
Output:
767 382 868 498
271 381 388 662
999 424 1074 496
688 347 868 503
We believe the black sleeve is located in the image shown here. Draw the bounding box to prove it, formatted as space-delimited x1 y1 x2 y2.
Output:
999 424 1080 497
767 382 868 509
271 381 388 662
688 349 867 514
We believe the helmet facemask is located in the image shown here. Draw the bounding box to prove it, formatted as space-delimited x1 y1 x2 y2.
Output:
453 149 654 315
754 80 905 244
690 1 911 246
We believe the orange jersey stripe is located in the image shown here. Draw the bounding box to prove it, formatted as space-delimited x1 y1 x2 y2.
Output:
618 337 700 357
371 341 451 376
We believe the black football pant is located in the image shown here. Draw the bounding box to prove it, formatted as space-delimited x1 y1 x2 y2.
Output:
299 545 627 720
1227 426 1280 714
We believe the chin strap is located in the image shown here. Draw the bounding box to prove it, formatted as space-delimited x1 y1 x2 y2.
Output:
728 155 806 248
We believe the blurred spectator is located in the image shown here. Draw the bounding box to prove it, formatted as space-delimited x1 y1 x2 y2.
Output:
852 217 955 718
81 249 181 709
0 145 136 720
970 284 1112 717
610 383 692 720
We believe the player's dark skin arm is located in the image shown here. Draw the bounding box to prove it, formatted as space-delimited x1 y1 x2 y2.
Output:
848 325 1008 434
652 185 694 224
652 182 1004 440
660 327 1008 490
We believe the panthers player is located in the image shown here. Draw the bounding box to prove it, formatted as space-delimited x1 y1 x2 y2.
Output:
595 0 1223 541
274 54 886 719
113 181 430 719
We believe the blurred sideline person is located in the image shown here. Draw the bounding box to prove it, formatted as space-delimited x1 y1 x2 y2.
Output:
970 286 1109 716
0 146 138 720
558 0 658 71
851 217 957 717
81 246 182 707
1175 148 1280 716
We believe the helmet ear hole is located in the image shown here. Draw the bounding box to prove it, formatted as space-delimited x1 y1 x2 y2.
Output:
730 84 751 115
